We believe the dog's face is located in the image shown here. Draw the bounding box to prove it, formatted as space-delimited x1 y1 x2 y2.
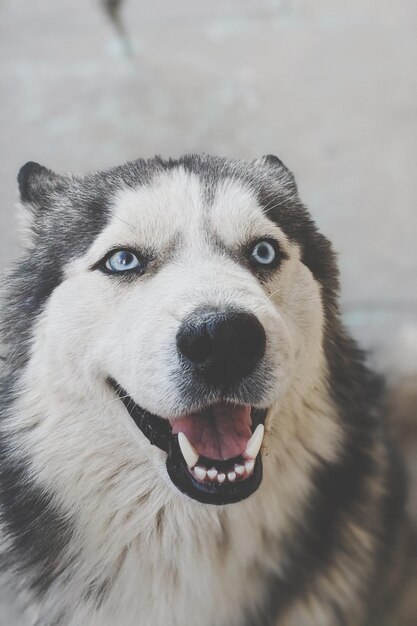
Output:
10 156 335 506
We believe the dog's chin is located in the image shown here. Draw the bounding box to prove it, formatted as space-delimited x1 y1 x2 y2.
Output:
109 379 267 505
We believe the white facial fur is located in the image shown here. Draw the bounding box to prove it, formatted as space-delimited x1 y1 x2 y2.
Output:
6 167 343 626
37 169 323 416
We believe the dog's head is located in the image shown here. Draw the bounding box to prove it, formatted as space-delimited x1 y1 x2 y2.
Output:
7 155 338 506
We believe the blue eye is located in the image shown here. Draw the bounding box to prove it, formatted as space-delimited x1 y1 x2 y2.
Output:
251 240 277 266
105 250 142 273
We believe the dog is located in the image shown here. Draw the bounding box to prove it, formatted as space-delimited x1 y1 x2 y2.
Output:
0 155 406 625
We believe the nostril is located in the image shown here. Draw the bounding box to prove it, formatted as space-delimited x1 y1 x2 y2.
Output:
177 323 212 365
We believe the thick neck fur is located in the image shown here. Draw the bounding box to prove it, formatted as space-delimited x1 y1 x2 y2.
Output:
2 351 342 626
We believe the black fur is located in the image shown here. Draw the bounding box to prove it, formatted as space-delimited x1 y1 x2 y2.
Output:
0 154 405 623
0 375 74 597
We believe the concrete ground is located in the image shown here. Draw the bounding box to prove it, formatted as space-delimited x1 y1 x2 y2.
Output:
0 0 416 623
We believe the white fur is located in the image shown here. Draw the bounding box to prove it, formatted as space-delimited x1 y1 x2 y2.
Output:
15 201 36 250
4 169 343 625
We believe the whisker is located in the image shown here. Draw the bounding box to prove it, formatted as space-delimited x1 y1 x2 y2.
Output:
261 196 281 212
99 391 131 411
263 199 288 216
112 213 137 230
266 287 282 301
79 389 136 429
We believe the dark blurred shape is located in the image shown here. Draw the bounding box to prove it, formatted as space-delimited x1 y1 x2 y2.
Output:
101 0 132 55
102 0 124 26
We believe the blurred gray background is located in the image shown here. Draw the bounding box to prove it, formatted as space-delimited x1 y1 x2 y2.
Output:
0 0 416 623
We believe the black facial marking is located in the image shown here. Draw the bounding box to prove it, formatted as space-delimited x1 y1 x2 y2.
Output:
0 154 405 623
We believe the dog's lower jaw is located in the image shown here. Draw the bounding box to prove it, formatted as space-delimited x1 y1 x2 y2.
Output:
111 380 268 505
166 435 264 505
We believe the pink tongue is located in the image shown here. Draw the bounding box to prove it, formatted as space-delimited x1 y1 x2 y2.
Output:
171 404 252 460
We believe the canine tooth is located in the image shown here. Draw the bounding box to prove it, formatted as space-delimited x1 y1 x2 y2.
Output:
245 459 255 474
235 464 245 476
217 473 226 484
207 468 218 480
178 432 199 468
244 424 264 460
194 466 207 481
227 471 236 482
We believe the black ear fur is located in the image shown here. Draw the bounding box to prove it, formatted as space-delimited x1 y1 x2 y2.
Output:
262 154 286 169
17 161 64 206
254 154 297 189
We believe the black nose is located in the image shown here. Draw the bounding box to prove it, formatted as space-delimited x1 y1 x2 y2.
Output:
176 309 266 388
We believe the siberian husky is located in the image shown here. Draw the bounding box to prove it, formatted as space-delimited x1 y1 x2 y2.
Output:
0 155 406 625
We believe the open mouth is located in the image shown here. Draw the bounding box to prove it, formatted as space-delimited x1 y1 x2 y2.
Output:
110 380 267 505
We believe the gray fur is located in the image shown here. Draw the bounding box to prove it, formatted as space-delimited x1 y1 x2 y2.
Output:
0 155 404 625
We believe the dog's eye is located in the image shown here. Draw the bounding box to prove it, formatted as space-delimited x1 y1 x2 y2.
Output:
250 240 277 266
105 250 142 273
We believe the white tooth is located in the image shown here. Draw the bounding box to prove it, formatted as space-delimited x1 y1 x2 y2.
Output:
227 471 236 482
207 468 218 480
245 459 255 474
217 473 226 484
178 432 199 468
244 424 264 460
235 464 245 476
194 466 207 481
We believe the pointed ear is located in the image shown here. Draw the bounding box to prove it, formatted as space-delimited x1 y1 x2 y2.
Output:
16 161 68 248
17 161 66 206
252 154 297 190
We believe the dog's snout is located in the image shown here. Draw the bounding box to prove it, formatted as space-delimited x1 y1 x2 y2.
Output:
176 310 266 387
